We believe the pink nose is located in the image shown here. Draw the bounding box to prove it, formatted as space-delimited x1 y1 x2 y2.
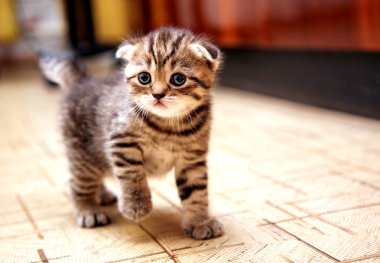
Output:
152 93 165 100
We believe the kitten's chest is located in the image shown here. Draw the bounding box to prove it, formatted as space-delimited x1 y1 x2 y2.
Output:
143 144 176 176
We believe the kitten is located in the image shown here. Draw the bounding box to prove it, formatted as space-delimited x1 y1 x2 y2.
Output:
38 27 223 240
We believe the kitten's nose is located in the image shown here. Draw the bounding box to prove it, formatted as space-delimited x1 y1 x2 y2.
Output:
152 93 165 100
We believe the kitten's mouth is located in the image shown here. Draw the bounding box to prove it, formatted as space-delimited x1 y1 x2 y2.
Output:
153 101 167 108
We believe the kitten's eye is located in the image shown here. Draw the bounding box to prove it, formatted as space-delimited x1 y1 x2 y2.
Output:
170 73 186 86
138 72 151 85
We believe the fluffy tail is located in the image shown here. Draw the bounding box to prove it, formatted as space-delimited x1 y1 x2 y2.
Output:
37 50 88 89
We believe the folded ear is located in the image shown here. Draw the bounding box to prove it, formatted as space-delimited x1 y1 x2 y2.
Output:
190 43 219 59
190 42 221 69
115 43 137 61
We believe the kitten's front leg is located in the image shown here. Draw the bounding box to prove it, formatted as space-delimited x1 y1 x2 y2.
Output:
108 135 152 221
175 153 224 240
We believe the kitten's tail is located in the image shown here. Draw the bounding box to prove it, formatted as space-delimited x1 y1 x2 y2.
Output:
37 50 88 89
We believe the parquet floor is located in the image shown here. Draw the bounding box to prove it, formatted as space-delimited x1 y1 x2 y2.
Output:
1 66 380 262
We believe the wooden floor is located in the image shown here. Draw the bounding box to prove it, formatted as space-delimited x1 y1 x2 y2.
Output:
1 66 380 263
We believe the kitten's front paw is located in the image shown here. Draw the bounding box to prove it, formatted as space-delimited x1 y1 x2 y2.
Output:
119 197 152 221
182 216 224 240
77 211 111 228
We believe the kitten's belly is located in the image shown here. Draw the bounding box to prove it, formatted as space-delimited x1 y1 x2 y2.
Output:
143 147 175 177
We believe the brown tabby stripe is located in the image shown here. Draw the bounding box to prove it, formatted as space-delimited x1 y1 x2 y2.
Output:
126 75 136 81
110 132 139 140
179 184 207 200
117 168 140 174
74 174 98 182
70 179 98 191
71 177 98 187
187 103 210 120
72 166 98 179
112 152 143 165
158 29 171 45
130 84 148 93
71 189 95 197
112 142 143 153
190 93 202 101
170 59 178 69
206 60 213 70
180 161 207 175
114 161 127 167
200 173 208 180
176 176 187 187
71 151 98 166
149 35 158 66
72 169 99 183
190 200 207 206
81 162 101 175
141 111 209 136
144 56 152 67
188 149 207 156
73 183 99 191
71 148 102 168
132 102 209 136
189 77 210 89
116 172 144 181
161 34 185 66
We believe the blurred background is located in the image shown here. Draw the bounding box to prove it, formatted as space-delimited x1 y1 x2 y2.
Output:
1 0 380 118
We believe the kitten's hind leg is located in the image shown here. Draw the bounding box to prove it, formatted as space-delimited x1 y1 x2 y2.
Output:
69 161 112 228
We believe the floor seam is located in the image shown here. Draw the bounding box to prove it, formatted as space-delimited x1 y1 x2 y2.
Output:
265 219 340 262
290 203 356 235
15 194 44 239
339 253 380 263
138 223 181 263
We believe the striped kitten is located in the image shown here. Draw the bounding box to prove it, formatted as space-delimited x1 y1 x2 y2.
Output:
38 27 223 240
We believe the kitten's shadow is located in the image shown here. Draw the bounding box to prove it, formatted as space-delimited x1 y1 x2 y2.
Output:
144 208 183 227
105 204 183 231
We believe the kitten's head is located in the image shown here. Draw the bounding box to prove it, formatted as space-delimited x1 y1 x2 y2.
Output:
116 27 221 118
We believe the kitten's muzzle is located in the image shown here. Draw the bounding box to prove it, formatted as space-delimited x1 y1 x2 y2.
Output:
152 93 166 100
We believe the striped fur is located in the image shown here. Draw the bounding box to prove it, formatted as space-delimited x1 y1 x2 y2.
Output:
37 50 88 89
38 27 223 239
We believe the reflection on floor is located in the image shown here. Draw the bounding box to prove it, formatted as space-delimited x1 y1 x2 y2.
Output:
1 67 380 262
